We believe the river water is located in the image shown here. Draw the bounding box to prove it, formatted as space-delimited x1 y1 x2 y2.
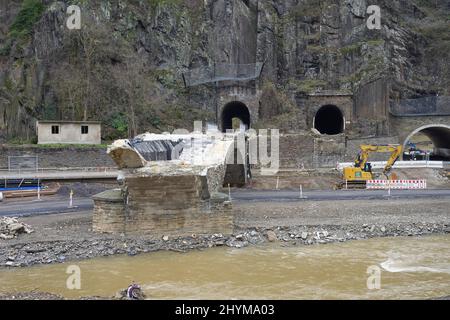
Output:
0 235 449 299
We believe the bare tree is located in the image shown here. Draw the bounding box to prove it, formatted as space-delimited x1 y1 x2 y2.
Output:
112 54 154 137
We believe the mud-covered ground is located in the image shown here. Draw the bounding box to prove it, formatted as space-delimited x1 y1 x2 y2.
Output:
0 197 449 269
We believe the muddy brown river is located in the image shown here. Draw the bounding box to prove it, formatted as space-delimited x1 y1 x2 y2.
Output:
0 235 449 299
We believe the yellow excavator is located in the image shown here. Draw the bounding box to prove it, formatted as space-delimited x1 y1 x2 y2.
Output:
341 144 403 188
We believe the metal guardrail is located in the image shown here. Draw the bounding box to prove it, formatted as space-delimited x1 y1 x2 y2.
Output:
336 161 446 170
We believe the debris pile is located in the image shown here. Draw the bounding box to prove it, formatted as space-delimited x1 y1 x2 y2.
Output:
0 217 33 240
115 283 146 300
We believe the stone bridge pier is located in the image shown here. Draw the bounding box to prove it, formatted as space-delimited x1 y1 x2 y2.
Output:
92 132 249 237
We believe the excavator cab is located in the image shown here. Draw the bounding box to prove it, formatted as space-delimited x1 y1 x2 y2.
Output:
343 165 373 182
355 153 373 173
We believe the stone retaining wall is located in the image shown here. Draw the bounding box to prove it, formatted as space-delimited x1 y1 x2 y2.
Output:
0 145 114 169
274 133 404 169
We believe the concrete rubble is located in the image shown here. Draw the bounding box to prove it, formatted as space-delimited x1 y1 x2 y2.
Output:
0 217 33 240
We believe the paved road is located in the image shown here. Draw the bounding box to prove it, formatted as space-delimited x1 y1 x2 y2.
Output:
230 189 450 202
2 189 450 216
0 197 93 217
0 170 118 181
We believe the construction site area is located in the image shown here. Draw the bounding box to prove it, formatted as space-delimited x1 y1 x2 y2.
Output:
1 120 450 250
0 0 449 301
1 56 450 300
1 95 450 301
1 130 450 299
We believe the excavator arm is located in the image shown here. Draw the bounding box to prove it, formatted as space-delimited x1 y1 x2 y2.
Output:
382 145 402 177
354 144 403 176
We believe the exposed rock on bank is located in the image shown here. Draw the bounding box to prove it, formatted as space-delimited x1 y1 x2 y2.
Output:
0 222 448 268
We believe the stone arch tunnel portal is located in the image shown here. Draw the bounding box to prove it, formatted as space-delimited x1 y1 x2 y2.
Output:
314 105 344 135
402 124 450 160
221 101 251 132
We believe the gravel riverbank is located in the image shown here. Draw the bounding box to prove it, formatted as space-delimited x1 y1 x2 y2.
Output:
2 221 447 268
0 197 449 268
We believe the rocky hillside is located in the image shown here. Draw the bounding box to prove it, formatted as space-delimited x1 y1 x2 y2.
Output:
0 0 449 142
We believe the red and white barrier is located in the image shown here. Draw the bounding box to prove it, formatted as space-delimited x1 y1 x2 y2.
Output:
366 180 427 190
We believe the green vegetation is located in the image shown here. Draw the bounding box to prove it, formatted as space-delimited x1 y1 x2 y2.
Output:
288 79 327 94
306 44 341 56
151 69 178 89
306 45 325 53
366 39 385 46
0 39 13 56
406 2 450 93
147 0 182 10
8 0 45 40
340 40 384 55
0 0 44 55
340 43 362 55
290 0 322 18
418 22 450 52
303 33 321 42
6 138 108 148
110 113 129 138
414 0 444 10
7 137 37 145
340 56 386 88
68 0 89 5
253 80 305 132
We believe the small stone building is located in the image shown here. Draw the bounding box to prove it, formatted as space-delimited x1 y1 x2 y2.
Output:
36 121 101 145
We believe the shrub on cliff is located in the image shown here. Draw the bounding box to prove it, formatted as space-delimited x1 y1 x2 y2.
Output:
9 0 45 40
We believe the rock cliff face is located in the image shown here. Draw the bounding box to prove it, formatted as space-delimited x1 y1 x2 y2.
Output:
0 0 449 141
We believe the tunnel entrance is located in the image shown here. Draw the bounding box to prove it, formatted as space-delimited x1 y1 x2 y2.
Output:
221 101 250 132
402 124 450 161
314 105 344 135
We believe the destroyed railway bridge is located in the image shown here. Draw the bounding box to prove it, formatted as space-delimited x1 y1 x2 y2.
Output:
92 132 251 236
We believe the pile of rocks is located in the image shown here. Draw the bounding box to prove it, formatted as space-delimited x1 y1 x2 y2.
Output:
0 217 33 240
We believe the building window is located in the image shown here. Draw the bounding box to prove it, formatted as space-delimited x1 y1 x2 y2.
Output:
81 125 89 134
51 125 59 134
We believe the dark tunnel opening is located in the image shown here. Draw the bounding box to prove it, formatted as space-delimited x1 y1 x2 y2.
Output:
314 105 344 135
221 101 250 132
403 125 450 161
